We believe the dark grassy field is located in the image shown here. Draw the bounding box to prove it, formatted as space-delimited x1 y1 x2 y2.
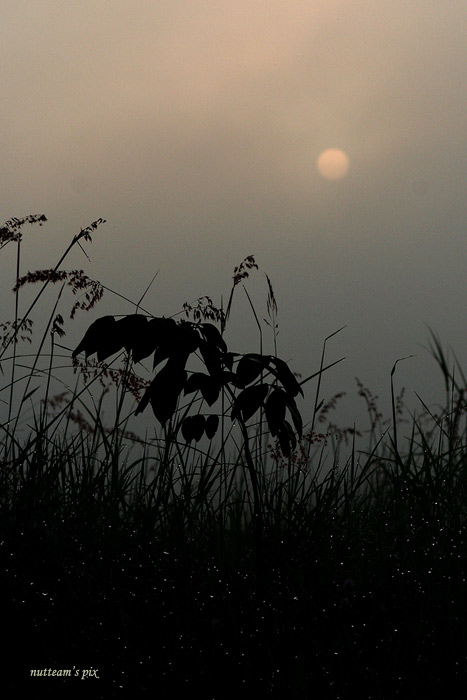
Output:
1 216 466 698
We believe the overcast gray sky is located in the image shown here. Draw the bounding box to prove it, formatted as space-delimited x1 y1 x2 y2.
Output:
1 0 466 434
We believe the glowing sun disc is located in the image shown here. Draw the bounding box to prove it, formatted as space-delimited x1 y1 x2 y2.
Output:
317 148 350 181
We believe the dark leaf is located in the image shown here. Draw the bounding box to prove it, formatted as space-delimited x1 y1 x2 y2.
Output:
236 353 270 388
231 384 269 423
198 338 223 377
184 372 220 406
181 415 205 442
151 365 187 424
184 372 204 395
114 314 148 354
166 351 191 371
205 414 219 439
72 316 118 359
157 317 181 353
96 327 124 361
285 394 303 437
270 357 303 397
277 420 297 456
181 417 193 442
152 345 171 370
264 388 287 436
136 363 186 424
149 324 194 369
177 322 200 354
134 377 156 416
223 352 238 371
219 370 239 387
150 323 196 370
132 317 166 363
201 323 227 353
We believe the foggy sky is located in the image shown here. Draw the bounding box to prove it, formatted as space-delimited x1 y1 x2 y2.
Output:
1 0 466 434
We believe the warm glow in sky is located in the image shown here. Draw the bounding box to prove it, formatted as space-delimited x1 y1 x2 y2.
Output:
1 0 466 427
317 149 350 181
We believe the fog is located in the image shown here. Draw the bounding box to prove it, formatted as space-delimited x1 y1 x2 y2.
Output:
1 0 466 437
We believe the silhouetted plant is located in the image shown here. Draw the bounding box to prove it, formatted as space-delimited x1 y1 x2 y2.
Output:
72 314 304 456
0 214 47 248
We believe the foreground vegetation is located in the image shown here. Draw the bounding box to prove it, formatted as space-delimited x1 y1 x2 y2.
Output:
1 216 466 698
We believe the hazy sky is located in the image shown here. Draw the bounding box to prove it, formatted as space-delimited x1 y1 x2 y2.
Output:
1 0 466 433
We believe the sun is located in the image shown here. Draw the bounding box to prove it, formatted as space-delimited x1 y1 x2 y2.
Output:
317 148 350 181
